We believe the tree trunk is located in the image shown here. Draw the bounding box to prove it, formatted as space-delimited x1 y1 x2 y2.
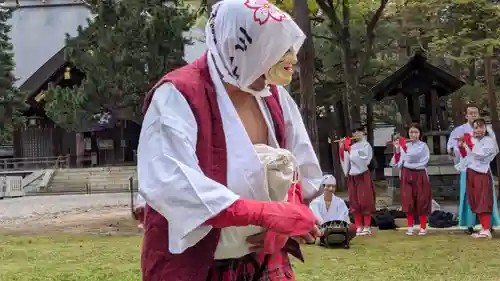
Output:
293 0 319 154
328 106 346 192
484 53 500 178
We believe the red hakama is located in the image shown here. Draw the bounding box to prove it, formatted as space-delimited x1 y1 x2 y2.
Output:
347 170 375 215
466 168 494 214
207 252 293 281
400 167 432 215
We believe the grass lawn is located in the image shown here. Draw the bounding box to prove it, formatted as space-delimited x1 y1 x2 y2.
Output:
1 231 500 281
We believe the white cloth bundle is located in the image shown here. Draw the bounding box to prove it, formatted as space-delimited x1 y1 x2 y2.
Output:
215 144 299 259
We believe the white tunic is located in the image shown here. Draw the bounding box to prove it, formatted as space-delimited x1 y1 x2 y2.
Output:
390 140 429 170
137 59 323 256
310 195 350 224
457 136 499 174
340 139 373 176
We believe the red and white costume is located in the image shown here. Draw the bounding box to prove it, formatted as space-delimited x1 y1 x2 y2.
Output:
339 137 375 236
136 1 323 280
390 138 432 235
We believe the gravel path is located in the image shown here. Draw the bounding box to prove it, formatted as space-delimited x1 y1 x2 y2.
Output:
0 193 132 222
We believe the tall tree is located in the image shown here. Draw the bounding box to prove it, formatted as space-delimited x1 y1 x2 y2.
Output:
44 0 195 131
0 6 27 143
293 0 319 154
315 0 389 134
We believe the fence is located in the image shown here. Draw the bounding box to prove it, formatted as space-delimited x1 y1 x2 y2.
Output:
0 156 69 171
0 176 24 198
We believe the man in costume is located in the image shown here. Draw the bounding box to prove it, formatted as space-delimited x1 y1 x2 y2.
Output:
339 125 376 236
137 0 324 280
448 104 499 232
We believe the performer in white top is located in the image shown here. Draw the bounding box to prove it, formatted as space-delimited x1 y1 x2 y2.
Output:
448 103 497 232
339 125 375 236
390 123 431 236
455 118 499 239
137 1 324 280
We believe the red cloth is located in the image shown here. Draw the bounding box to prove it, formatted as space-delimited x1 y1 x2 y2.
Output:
400 167 432 216
394 152 401 164
407 214 415 227
479 213 492 230
339 145 345 161
459 146 467 157
344 136 352 152
207 252 294 281
419 216 427 230
141 53 298 281
347 170 375 215
354 213 362 229
464 133 474 150
399 137 407 152
205 199 316 237
466 169 494 214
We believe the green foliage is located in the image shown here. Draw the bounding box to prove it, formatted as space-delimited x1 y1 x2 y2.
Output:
44 0 196 130
0 7 27 143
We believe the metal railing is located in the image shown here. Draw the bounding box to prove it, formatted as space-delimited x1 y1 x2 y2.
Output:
0 155 70 171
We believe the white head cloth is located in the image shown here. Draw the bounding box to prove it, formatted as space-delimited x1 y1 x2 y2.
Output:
322 174 336 185
205 0 305 96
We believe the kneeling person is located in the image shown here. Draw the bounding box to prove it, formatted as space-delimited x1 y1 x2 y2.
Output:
310 175 356 248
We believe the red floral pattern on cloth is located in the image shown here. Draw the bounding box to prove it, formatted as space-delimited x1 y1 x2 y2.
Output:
244 0 287 25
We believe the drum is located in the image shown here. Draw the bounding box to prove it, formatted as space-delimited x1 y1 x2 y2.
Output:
319 220 352 249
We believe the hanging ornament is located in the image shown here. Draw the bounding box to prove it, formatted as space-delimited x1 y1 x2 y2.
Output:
64 67 71 80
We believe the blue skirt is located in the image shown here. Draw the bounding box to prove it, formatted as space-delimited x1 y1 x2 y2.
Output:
458 171 500 227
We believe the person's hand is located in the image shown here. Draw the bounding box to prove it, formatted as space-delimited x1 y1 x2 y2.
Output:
292 224 322 243
458 139 464 148
247 231 288 254
256 201 319 237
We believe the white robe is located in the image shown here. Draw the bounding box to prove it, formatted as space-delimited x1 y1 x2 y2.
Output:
390 140 429 170
310 195 350 224
137 58 323 255
340 139 373 176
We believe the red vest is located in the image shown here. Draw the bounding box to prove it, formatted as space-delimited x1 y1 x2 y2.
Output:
141 54 290 281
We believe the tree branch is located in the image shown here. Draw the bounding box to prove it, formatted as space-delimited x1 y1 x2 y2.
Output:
315 0 342 36
359 0 389 76
312 34 335 41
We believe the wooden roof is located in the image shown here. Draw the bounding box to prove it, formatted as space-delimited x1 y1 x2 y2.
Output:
371 52 465 101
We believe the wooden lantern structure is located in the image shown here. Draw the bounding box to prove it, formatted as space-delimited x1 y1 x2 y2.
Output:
371 52 466 155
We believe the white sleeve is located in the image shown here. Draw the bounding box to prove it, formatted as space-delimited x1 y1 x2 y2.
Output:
447 126 461 152
468 137 498 164
138 83 239 254
278 86 323 200
405 143 430 165
349 142 372 167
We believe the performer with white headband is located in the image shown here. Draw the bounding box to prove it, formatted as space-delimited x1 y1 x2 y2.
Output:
310 175 350 224
310 175 356 248
137 0 323 280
